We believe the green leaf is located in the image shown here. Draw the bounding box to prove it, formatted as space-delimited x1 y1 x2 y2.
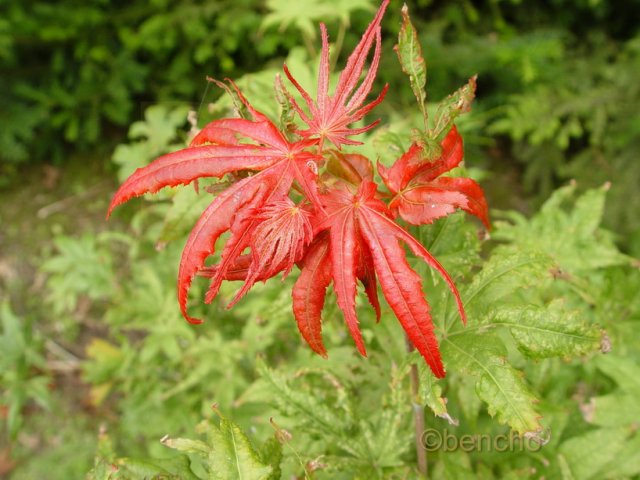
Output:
256 360 361 457
598 429 640 478
162 436 211 456
590 392 640 427
558 427 635 480
369 363 412 466
259 438 283 480
431 76 477 139
493 184 631 273
117 456 199 480
202 412 273 480
457 249 555 320
261 0 372 40
432 451 474 480
488 301 603 358
441 333 543 436
594 355 640 397
163 412 273 480
418 365 458 425
394 4 427 128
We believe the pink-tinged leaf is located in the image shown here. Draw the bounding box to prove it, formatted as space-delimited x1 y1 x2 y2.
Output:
190 118 288 149
282 0 389 148
197 254 253 281
107 144 285 217
356 237 381 322
317 24 331 114
362 200 467 326
204 168 294 305
412 126 464 184
292 234 331 357
326 190 366 355
378 142 423 193
378 126 463 194
289 153 324 212
334 1 388 106
326 151 375 185
188 123 242 146
391 177 490 228
227 198 313 307
108 80 319 219
358 203 445 378
380 125 490 229
177 176 266 324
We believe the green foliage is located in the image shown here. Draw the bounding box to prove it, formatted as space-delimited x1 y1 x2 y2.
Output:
11 94 635 478
87 409 283 480
0 0 291 179
0 301 51 438
395 5 428 129
261 0 373 42
487 34 640 249
492 183 630 273
6 2 640 477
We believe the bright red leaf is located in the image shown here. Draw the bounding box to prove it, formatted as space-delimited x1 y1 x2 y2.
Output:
379 126 491 228
282 0 390 149
295 180 466 377
108 2 490 378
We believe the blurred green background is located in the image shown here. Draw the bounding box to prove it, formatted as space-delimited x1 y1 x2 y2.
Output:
1 0 639 478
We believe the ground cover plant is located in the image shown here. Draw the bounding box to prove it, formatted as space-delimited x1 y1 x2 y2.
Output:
2 0 640 479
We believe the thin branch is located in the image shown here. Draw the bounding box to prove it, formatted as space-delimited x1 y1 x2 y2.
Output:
407 336 427 478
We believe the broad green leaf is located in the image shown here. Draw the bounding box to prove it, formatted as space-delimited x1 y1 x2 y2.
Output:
117 456 199 480
558 427 631 480
372 127 410 167
368 363 412 466
441 333 542 436
418 365 458 424
590 392 640 427
594 354 640 397
414 212 482 277
457 249 554 319
204 414 272 480
493 184 630 273
597 429 640 478
261 0 372 40
395 4 427 127
163 412 273 480
162 436 211 456
488 301 603 358
432 451 474 480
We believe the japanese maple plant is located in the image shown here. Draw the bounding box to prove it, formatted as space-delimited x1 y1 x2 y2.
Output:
107 0 489 379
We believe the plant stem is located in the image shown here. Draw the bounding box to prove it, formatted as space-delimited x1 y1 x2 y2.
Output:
407 336 428 478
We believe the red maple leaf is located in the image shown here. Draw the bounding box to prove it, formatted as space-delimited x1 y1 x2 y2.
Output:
108 82 320 324
293 180 466 378
282 0 390 149
379 126 491 228
108 2 490 378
